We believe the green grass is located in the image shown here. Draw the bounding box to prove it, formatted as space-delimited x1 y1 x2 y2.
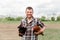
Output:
0 20 60 40
0 20 60 24
0 20 20 24
38 28 60 40
43 21 60 24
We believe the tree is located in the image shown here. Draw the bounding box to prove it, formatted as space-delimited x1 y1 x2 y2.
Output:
57 16 60 21
5 17 15 21
16 17 23 21
51 17 55 21
40 16 46 21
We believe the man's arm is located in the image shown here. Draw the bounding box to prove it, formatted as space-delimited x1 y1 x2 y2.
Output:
34 25 46 35
17 21 23 36
34 19 46 35
39 26 46 33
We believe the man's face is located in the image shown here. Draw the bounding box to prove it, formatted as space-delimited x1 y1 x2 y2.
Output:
25 9 33 18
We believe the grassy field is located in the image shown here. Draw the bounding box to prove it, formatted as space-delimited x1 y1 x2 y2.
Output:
0 21 60 40
38 28 60 40
0 20 60 24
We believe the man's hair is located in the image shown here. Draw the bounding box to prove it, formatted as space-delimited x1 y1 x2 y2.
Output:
26 7 33 11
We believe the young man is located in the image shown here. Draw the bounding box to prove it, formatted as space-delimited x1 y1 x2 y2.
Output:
18 7 46 40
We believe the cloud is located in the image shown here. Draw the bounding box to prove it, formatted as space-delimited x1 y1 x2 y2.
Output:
0 0 60 17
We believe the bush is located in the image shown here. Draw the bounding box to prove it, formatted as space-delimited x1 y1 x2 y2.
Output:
16 17 23 21
40 16 46 21
5 17 15 21
51 17 55 21
57 16 60 21
0 18 3 21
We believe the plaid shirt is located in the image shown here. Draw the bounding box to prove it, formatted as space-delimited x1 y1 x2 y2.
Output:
19 17 45 40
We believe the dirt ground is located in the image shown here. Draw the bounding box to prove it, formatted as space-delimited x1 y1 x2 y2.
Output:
0 23 60 40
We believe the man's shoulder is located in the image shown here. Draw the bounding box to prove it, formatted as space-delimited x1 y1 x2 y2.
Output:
34 18 39 21
21 18 26 22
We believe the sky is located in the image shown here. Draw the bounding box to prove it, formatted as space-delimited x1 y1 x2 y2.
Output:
0 0 60 17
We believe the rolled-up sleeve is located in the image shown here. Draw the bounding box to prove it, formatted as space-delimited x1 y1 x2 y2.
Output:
37 19 45 28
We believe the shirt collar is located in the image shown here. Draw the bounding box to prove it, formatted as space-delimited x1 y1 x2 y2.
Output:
25 17 35 24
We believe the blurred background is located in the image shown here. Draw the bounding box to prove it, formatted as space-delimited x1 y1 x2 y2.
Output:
0 0 60 40
0 0 60 21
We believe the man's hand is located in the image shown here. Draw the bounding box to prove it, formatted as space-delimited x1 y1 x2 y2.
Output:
19 33 23 35
34 30 43 35
34 32 39 35
19 32 23 36
34 26 45 36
